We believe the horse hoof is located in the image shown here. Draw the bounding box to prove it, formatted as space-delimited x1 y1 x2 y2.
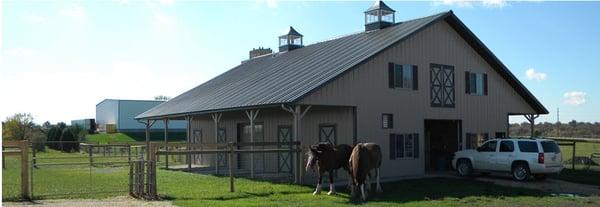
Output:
327 191 336 195
313 191 321 195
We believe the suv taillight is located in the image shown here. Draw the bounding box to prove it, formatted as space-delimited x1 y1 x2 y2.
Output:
538 153 544 164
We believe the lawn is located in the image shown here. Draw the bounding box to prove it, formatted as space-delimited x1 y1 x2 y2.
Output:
4 149 600 206
85 132 186 143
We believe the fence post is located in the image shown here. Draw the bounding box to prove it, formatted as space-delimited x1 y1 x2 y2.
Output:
228 142 234 192
20 140 30 200
572 141 576 170
89 145 93 167
128 144 131 163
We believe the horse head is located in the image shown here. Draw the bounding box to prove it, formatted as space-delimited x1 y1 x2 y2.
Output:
306 142 335 172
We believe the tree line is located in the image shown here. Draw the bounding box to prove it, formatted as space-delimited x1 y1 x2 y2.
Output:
2 113 87 152
510 120 600 138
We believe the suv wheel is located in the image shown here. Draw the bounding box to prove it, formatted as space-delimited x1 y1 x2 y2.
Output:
457 159 472 176
511 163 530 181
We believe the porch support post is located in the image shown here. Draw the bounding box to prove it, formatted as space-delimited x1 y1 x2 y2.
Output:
211 113 222 174
186 116 193 170
140 120 156 160
244 109 260 178
281 104 311 184
164 118 169 169
524 114 539 138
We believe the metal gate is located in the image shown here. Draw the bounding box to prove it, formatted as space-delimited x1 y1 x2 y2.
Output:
29 141 131 199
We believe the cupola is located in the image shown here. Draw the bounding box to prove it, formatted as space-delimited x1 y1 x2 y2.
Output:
364 0 396 32
278 26 303 52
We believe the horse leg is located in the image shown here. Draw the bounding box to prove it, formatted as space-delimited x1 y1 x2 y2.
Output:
376 168 383 193
360 183 367 201
366 172 372 192
313 172 322 195
327 170 336 195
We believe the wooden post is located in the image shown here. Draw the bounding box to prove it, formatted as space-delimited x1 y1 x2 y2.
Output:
20 140 29 200
127 144 131 163
164 119 169 169
524 114 539 138
572 141 576 170
211 113 222 174
281 104 311 184
244 110 259 178
89 145 93 167
187 116 192 171
228 142 235 192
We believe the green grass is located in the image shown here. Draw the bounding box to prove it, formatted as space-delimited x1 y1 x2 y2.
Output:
85 132 186 143
4 150 600 206
558 142 600 160
85 133 138 143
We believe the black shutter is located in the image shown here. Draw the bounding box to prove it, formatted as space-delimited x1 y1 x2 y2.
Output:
389 114 394 129
465 71 470 94
397 134 404 158
388 63 395 88
483 73 488 96
413 133 419 158
412 65 418 90
389 134 396 160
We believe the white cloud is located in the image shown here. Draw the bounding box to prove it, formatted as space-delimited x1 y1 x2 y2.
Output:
433 0 474 8
525 68 547 81
59 5 85 19
23 12 46 24
3 48 36 58
482 0 507 8
266 0 278 8
432 0 508 8
563 91 587 106
158 0 175 5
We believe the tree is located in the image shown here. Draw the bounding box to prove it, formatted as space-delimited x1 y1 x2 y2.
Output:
154 95 171 101
60 127 79 152
2 113 35 140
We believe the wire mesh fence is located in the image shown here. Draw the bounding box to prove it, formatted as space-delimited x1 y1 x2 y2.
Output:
557 140 600 171
28 141 131 200
2 143 24 201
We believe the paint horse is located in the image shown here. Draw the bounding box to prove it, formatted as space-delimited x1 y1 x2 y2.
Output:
306 142 353 195
349 142 382 201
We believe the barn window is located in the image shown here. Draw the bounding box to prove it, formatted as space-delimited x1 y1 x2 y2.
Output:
389 133 420 160
382 113 393 129
465 133 490 149
465 71 488 96
430 64 455 107
388 63 418 90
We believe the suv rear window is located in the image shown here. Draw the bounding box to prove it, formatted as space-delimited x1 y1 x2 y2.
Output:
518 141 539 153
541 141 561 153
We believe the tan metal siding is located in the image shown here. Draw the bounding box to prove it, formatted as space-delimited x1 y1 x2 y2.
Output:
190 106 354 174
299 21 536 178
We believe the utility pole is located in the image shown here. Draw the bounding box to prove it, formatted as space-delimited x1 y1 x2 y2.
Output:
557 108 561 137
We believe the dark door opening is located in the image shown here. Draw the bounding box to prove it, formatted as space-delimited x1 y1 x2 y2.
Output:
424 119 461 172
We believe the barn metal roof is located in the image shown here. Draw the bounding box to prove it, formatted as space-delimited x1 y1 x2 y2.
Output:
136 11 548 120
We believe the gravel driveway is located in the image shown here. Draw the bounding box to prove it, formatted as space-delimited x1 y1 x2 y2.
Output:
3 196 174 207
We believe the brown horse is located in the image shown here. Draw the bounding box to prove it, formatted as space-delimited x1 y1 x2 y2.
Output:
306 142 353 195
349 142 382 201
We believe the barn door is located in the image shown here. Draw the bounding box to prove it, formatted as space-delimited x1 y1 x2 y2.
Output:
277 126 292 173
430 64 455 108
319 124 337 145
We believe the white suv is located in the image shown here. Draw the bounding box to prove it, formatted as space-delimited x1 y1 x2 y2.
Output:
452 138 563 181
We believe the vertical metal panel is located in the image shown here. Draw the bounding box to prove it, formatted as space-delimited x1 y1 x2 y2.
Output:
299 21 537 178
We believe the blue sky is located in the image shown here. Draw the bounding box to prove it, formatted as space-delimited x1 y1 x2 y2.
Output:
1 0 599 124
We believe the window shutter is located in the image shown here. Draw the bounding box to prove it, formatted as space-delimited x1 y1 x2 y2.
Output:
389 114 394 129
388 63 395 88
412 65 418 90
389 134 396 160
397 134 404 158
465 71 470 94
483 73 488 96
413 133 419 158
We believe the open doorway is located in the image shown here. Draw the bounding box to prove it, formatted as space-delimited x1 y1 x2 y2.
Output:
424 119 461 172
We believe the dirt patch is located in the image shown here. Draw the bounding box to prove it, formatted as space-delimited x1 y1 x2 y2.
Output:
474 175 600 196
3 196 174 207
